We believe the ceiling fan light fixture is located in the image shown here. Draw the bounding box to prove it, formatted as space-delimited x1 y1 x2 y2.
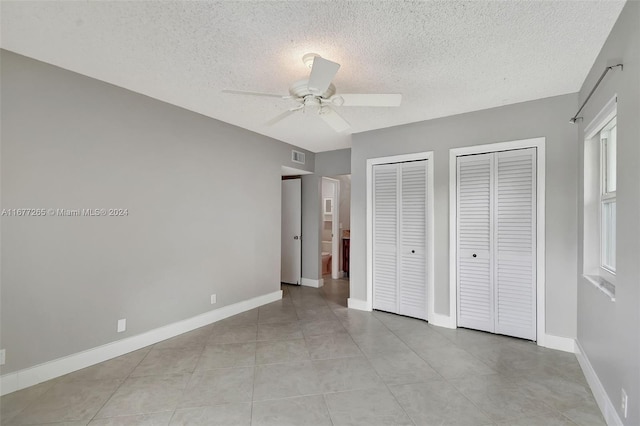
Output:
302 53 320 69
303 96 321 107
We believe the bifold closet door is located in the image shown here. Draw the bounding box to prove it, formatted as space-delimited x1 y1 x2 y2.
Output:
494 149 536 340
398 162 427 319
457 148 536 341
457 153 495 333
372 163 399 314
373 160 428 320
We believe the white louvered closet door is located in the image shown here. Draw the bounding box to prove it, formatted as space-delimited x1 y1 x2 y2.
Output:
372 163 399 313
456 148 537 340
399 161 428 320
494 149 536 340
373 160 428 320
457 154 494 333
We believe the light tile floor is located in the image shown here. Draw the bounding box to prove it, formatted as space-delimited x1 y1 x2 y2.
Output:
1 277 605 425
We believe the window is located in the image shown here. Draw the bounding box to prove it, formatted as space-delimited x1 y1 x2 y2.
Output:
583 95 617 299
600 117 616 273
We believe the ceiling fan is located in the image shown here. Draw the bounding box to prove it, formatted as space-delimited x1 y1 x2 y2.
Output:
223 53 402 132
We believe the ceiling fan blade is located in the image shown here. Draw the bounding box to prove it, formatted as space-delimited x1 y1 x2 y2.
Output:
308 57 340 95
333 93 402 107
264 109 296 127
319 107 350 132
223 89 287 99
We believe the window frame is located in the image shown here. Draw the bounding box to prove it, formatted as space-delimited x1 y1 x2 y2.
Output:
583 95 617 292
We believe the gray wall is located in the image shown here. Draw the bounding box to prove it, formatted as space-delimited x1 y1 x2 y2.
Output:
315 149 351 177
576 1 639 423
351 94 579 339
0 50 314 374
301 149 350 281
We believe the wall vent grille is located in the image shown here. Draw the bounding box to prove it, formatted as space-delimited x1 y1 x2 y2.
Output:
292 150 305 165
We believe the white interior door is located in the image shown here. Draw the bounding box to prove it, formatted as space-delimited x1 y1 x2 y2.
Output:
456 148 536 340
281 179 301 285
399 161 428 320
373 160 428 320
457 153 494 332
494 149 536 340
372 164 398 313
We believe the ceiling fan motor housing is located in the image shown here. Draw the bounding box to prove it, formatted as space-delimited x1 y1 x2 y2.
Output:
289 79 336 100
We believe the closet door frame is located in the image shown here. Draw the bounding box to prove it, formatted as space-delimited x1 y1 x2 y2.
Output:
449 138 547 346
363 151 434 322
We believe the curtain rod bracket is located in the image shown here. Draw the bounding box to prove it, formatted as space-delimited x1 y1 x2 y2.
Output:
570 63 623 124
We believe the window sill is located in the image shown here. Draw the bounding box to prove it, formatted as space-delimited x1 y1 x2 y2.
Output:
583 274 616 301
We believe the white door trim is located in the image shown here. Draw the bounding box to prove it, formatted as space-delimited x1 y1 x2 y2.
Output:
365 151 434 321
449 137 547 345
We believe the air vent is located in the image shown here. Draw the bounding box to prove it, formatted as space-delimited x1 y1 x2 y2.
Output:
292 150 306 165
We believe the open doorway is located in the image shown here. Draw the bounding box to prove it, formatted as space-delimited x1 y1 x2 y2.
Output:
321 174 351 307
321 175 351 282
321 177 339 279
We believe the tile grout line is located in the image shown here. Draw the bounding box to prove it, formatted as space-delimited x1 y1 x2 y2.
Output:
320 392 336 426
249 318 258 425
175 331 211 423
348 320 420 426
358 312 499 426
85 346 153 424
327 291 421 426
0 381 58 426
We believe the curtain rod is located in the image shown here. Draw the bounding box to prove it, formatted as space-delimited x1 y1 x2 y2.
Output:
570 64 623 124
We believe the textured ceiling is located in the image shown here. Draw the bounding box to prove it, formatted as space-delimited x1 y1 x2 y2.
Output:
1 1 625 152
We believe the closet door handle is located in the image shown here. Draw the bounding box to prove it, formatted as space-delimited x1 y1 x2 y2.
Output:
472 253 477 258
411 250 415 254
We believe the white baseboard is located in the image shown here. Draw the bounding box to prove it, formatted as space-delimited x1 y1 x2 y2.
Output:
539 333 576 353
429 312 456 329
301 278 324 288
347 297 371 311
575 340 623 426
0 289 282 396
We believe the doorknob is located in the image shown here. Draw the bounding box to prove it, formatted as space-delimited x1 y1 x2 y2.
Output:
293 236 299 240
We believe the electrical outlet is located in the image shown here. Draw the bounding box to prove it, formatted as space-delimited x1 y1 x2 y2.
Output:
210 294 217 304
621 388 628 418
0 349 5 366
117 318 126 333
